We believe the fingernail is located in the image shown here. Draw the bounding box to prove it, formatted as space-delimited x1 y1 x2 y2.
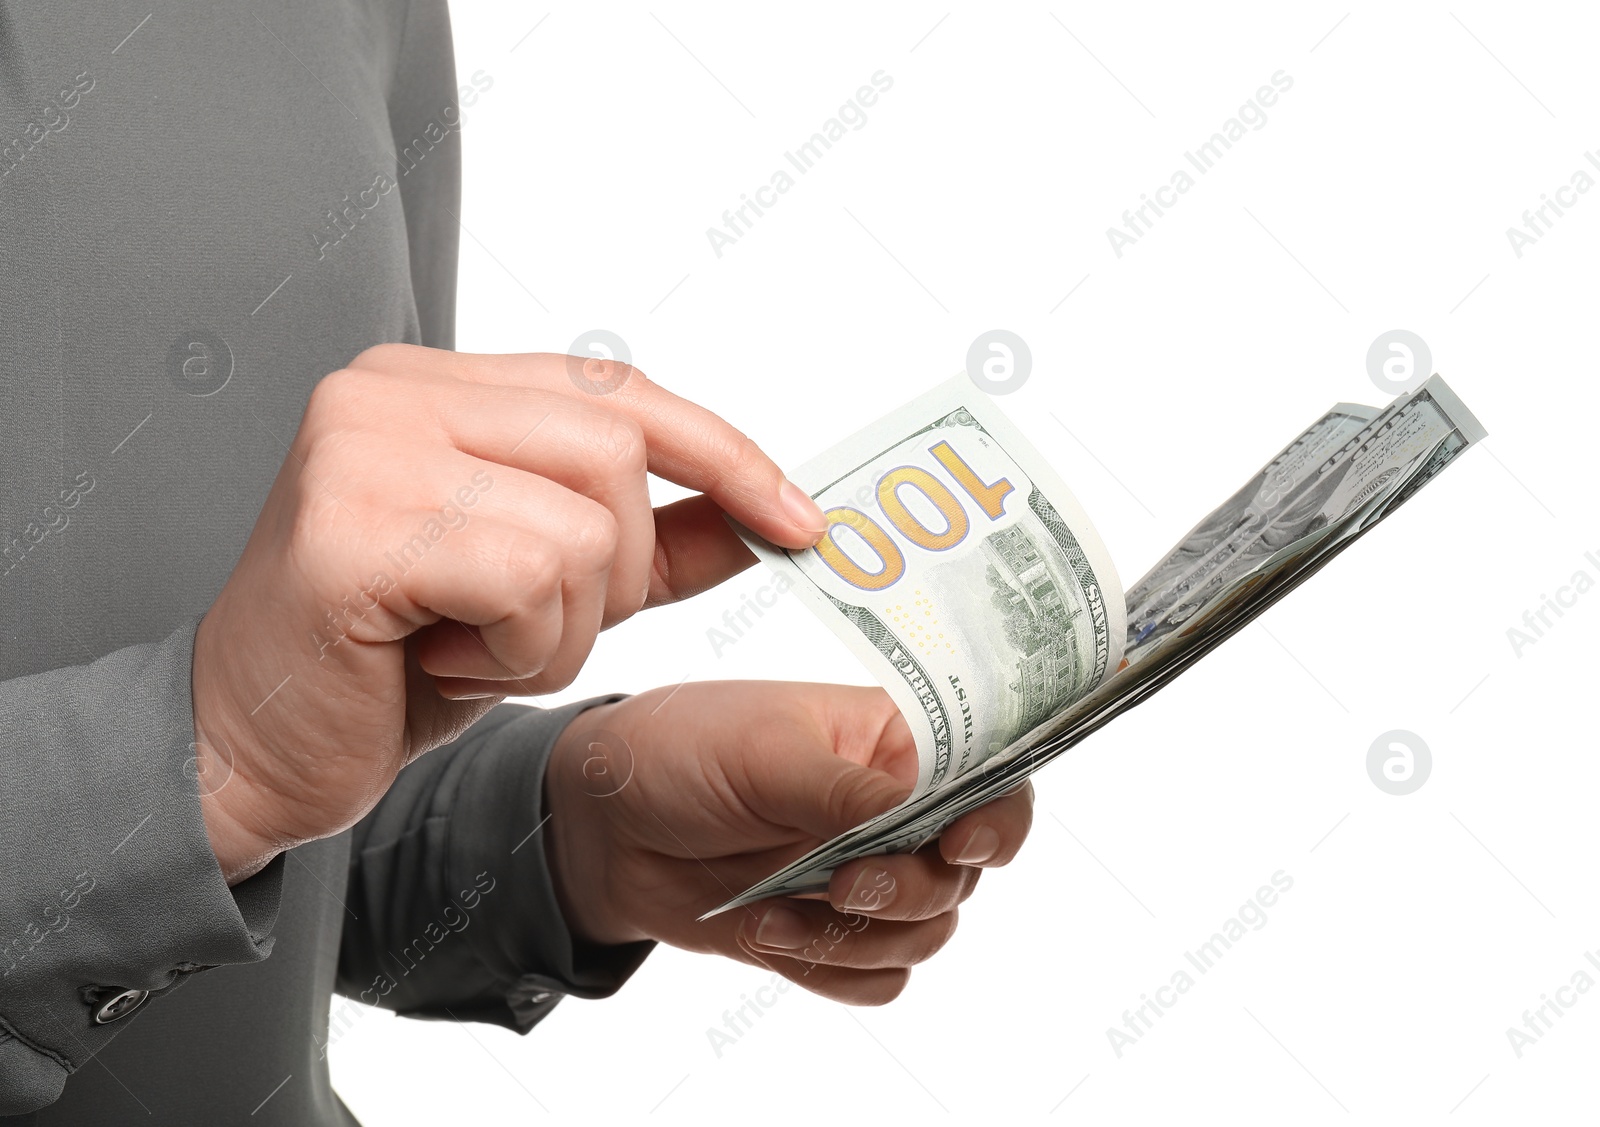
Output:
752 905 810 949
780 480 828 536
952 825 1000 866
444 691 500 701
843 868 897 912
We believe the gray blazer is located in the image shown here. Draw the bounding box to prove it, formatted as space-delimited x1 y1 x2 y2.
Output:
0 3 651 1121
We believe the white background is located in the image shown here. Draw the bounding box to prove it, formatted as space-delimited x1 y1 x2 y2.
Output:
331 2 1599 1123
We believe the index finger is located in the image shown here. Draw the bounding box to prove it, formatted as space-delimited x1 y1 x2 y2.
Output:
439 349 830 550
604 364 829 550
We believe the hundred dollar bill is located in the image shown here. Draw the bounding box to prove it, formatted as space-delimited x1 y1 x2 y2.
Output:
1123 376 1486 662
1123 404 1378 634
703 374 1485 916
732 374 1126 800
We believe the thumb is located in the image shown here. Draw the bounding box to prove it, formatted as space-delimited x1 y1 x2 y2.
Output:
749 737 912 844
644 494 758 608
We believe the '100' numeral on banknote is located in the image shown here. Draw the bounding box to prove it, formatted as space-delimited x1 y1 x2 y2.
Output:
813 440 1015 590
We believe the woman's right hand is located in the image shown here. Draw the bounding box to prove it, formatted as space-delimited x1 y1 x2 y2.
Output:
189 343 828 883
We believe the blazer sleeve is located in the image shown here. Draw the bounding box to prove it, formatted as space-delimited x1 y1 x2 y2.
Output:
336 696 656 1033
0 614 285 1116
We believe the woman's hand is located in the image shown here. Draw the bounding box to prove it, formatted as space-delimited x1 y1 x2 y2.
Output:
191 345 827 883
544 681 1035 1004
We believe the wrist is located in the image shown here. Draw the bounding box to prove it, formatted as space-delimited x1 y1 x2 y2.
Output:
198 780 282 886
545 705 641 947
191 614 286 885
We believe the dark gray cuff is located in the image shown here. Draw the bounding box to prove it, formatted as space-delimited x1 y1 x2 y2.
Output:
447 697 655 1031
0 617 284 1115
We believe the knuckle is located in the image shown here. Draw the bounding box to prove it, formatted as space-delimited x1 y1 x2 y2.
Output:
596 412 647 474
823 769 898 833
348 342 415 371
715 427 765 475
566 503 619 570
304 369 380 438
307 367 361 413
614 362 649 393
503 533 561 604
489 557 563 681
821 772 864 831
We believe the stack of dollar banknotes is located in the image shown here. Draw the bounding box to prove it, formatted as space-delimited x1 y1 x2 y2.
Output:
704 374 1485 917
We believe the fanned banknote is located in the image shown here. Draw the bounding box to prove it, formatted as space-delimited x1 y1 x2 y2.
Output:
727 379 1124 800
704 373 1485 917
